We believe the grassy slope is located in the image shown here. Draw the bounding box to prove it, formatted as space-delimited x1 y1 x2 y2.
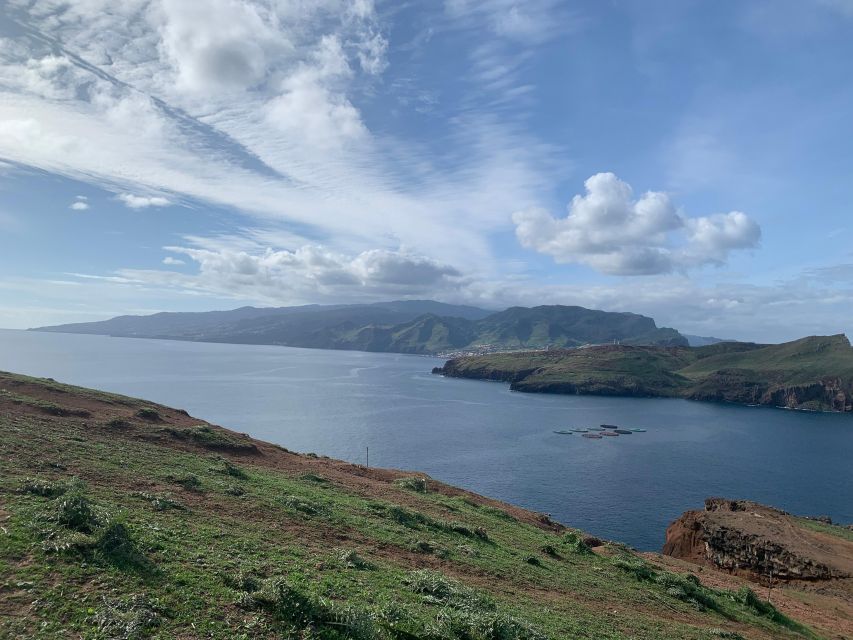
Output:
439 336 853 410
0 372 822 640
680 335 853 384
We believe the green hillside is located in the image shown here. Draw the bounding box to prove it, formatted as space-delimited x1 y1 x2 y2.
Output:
0 372 819 639
32 303 688 354
435 335 853 412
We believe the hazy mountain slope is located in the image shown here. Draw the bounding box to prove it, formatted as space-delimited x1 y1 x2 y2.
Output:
684 335 729 347
471 306 685 349
31 302 688 353
0 371 821 639
435 335 853 411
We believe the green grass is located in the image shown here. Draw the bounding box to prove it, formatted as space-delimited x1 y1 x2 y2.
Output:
0 372 825 639
793 518 853 543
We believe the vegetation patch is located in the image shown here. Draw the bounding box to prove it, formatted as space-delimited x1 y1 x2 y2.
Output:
92 594 164 640
163 424 259 454
562 531 592 554
405 570 547 640
282 494 328 517
19 476 71 498
209 456 249 479
131 491 185 511
135 407 162 421
338 548 374 570
172 472 203 491
394 476 429 493
299 473 329 484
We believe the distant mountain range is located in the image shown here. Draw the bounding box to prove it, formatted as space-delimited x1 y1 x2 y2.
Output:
31 300 689 354
683 334 730 347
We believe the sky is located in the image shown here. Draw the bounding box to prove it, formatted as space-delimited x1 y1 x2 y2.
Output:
0 0 852 342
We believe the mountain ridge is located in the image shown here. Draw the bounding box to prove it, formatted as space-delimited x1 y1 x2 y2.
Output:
31 301 689 354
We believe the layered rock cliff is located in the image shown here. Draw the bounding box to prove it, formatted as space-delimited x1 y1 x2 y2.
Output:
663 498 853 583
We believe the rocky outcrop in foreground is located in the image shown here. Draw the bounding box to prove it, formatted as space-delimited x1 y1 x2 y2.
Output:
663 498 853 583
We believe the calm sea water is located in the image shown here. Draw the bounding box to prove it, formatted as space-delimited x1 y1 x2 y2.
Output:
1 329 850 550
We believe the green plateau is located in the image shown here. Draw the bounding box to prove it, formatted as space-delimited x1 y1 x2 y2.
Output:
434 334 853 412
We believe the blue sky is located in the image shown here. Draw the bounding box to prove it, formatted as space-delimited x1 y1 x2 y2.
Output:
0 0 851 342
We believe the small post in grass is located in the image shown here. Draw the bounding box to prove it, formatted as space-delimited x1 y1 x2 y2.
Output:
366 446 369 469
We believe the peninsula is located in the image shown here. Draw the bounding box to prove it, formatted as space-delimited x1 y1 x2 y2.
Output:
433 334 853 412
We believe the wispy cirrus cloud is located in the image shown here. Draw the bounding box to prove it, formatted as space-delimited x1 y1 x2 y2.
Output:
0 0 560 272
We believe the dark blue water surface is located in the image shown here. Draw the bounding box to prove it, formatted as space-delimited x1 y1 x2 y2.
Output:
1 329 850 550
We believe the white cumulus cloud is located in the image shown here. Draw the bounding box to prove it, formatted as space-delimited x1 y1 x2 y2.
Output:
118 193 171 209
112 241 466 305
69 196 89 211
513 172 761 275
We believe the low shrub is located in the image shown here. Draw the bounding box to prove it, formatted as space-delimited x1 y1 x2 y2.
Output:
481 505 518 522
708 630 745 639
299 473 329 484
406 571 546 639
92 594 162 640
380 504 435 529
431 608 547 640
135 407 161 421
612 557 657 582
96 519 151 570
413 540 435 554
730 586 790 624
20 477 69 498
173 474 202 491
445 522 489 541
163 425 259 454
224 566 262 593
447 522 474 537
405 570 491 609
225 484 245 496
338 549 373 570
55 493 99 532
132 491 185 512
282 495 326 516
251 577 378 638
394 476 428 493
209 457 248 479
562 531 592 554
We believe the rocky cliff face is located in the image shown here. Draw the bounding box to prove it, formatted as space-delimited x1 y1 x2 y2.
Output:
687 374 853 412
432 360 538 384
663 498 852 583
761 378 852 412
